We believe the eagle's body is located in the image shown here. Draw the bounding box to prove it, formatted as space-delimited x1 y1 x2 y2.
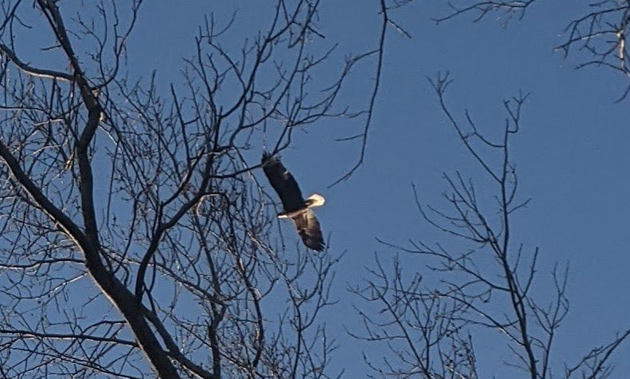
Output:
261 152 325 251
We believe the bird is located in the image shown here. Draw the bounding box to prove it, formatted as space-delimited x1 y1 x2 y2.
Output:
261 151 326 251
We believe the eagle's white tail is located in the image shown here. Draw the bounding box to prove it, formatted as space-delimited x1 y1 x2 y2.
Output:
307 193 325 208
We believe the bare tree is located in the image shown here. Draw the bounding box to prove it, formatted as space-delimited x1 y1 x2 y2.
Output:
347 2 630 374
351 74 630 379
0 1 383 378
434 0 630 101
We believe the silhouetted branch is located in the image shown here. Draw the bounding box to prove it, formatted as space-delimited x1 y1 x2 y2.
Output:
330 0 411 187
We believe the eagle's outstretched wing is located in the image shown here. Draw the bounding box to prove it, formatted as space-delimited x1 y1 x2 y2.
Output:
261 152 305 212
292 209 325 251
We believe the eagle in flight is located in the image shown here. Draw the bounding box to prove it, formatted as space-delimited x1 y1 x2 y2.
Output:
262 151 326 251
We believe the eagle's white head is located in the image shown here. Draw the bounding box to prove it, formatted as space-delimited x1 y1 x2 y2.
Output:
305 193 325 208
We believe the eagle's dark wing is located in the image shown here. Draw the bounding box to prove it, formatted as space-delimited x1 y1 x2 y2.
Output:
292 209 325 251
262 152 305 212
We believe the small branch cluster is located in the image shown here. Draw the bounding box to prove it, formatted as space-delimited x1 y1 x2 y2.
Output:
556 1 630 101
433 0 538 25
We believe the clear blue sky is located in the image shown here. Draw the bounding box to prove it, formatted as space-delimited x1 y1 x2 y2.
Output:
126 1 630 377
15 0 629 377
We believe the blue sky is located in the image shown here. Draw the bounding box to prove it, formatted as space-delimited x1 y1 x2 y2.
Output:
6 0 629 377
124 0 630 377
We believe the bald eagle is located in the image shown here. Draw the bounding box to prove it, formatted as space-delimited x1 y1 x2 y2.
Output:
261 151 326 251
